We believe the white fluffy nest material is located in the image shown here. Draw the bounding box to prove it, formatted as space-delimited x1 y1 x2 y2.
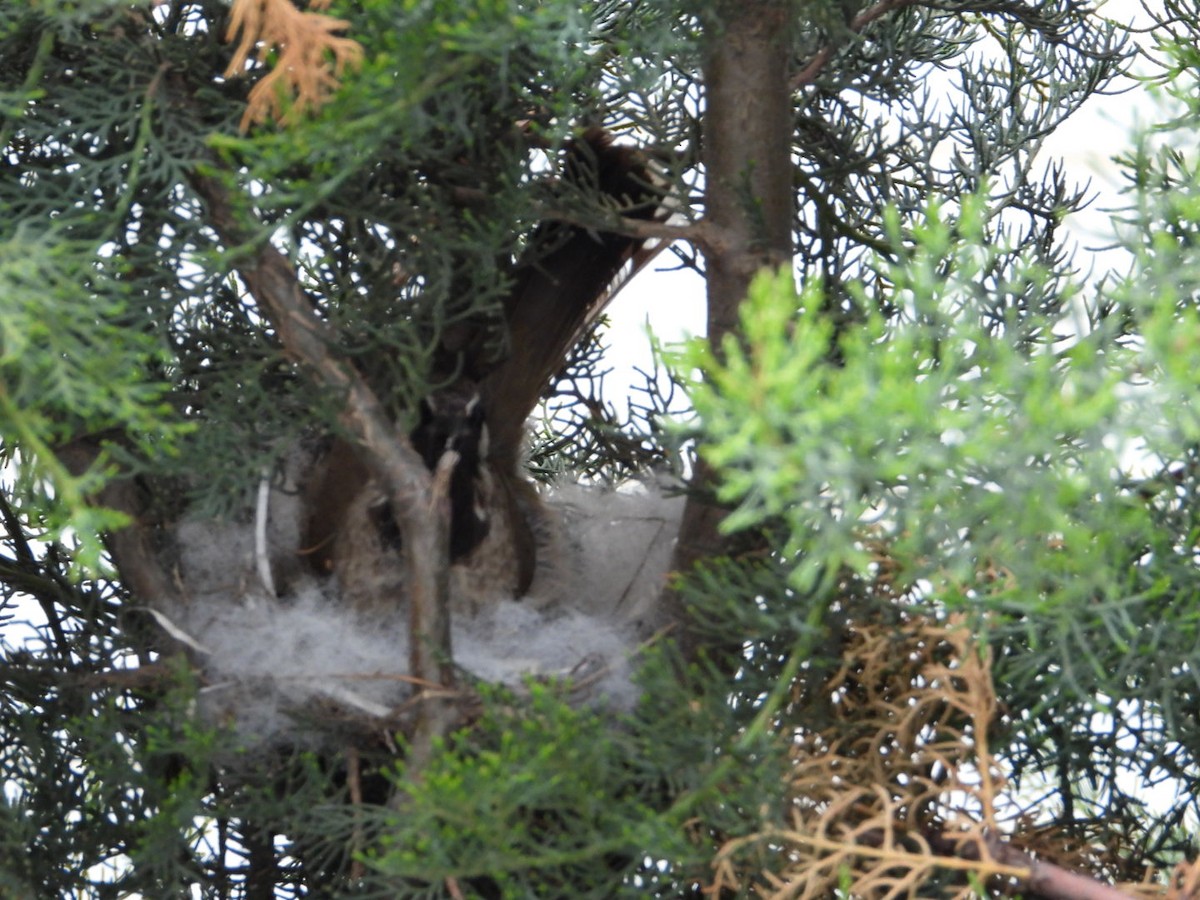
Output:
155 482 684 746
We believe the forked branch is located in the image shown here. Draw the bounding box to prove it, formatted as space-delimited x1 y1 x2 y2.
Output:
189 170 457 755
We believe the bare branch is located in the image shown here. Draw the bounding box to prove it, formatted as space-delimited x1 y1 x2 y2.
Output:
55 437 182 617
792 0 927 89
189 171 457 754
534 205 711 248
969 832 1140 900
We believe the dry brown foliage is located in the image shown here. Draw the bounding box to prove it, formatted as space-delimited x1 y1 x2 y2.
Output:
224 0 363 130
1165 860 1200 900
709 615 1184 899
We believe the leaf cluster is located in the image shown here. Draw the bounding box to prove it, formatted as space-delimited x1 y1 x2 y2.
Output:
1 0 1184 898
679 125 1200 882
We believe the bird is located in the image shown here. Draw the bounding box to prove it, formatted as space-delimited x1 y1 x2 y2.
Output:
299 127 668 618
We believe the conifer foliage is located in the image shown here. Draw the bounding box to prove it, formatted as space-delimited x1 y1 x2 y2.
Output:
4 0 1200 897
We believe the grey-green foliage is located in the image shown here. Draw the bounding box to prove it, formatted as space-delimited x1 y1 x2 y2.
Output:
0 229 184 566
682 208 1149 603
680 82 1200 872
0 0 658 520
0 0 1168 896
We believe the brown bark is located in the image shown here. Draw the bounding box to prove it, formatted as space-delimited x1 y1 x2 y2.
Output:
701 2 795 341
667 2 795 652
955 831 1138 900
480 129 670 474
189 173 456 758
55 438 181 614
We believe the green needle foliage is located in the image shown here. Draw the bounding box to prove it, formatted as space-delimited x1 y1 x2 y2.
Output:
6 0 1200 897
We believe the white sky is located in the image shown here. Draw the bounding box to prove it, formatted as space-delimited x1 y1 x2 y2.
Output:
602 0 1163 402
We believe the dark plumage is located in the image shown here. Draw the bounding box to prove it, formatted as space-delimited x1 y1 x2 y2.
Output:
410 388 492 561
301 128 667 615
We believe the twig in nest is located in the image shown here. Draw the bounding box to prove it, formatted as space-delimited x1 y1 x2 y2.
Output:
254 468 276 598
429 447 461 510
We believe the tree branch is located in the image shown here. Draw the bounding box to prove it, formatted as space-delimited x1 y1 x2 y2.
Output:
189 171 457 756
830 823 1140 900
975 832 1138 900
791 0 927 89
0 490 72 657
54 437 183 620
666 1 795 657
534 205 711 247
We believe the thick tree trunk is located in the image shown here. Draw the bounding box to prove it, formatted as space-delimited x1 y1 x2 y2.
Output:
669 2 794 654
702 2 795 341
